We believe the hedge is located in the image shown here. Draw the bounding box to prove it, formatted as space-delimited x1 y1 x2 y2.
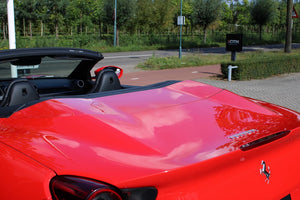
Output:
221 53 300 80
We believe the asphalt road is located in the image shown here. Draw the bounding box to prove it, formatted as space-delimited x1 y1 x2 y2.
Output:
98 44 300 73
99 50 179 72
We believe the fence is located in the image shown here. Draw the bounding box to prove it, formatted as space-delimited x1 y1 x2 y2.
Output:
1 31 300 49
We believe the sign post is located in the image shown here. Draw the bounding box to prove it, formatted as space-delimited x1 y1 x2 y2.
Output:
178 0 184 59
226 34 243 61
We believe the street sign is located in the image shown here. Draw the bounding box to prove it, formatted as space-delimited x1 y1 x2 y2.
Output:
226 34 243 52
293 6 299 18
226 34 243 61
177 16 185 26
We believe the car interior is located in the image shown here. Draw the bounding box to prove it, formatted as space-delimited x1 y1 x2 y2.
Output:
0 48 181 117
0 67 122 108
0 61 178 118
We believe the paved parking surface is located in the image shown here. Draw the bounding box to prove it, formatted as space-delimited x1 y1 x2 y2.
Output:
121 65 221 86
198 73 300 113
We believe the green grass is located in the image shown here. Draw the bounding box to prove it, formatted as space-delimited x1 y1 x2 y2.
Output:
137 53 230 70
137 49 300 70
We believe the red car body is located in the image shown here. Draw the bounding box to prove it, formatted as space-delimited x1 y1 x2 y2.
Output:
0 48 300 200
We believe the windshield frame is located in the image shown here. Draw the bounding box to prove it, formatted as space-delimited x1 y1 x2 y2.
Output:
0 48 103 80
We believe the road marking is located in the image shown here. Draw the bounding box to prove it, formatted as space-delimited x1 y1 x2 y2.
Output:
130 78 140 80
104 54 152 59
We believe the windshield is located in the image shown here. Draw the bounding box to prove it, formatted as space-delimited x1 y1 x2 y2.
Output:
0 56 81 80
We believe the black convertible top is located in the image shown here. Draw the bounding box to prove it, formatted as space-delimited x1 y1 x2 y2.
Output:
0 47 104 63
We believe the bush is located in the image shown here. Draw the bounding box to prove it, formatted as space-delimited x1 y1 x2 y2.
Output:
221 52 300 80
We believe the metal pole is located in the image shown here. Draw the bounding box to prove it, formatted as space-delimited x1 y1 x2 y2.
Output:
179 0 183 59
285 0 293 53
228 65 238 81
114 0 117 47
7 0 17 78
231 51 236 61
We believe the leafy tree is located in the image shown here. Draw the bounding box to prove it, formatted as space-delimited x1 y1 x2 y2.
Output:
16 0 39 38
45 0 69 38
0 1 7 40
226 0 239 25
67 0 101 35
250 0 277 40
90 0 104 36
172 0 193 33
192 0 222 43
103 0 136 45
182 0 194 33
273 0 287 30
236 0 251 27
0 0 294 49
220 2 234 31
136 0 154 33
152 0 176 32
221 0 250 32
35 0 48 36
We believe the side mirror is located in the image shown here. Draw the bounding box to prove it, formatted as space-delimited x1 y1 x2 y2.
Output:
94 66 123 78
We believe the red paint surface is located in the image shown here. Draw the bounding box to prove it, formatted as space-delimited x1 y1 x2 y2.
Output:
1 80 300 199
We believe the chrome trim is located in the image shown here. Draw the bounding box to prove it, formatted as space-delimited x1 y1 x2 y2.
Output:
260 160 271 184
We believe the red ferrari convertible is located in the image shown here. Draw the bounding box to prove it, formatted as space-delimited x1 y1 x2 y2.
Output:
0 48 299 200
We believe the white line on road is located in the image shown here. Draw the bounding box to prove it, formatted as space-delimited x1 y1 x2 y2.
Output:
104 54 152 59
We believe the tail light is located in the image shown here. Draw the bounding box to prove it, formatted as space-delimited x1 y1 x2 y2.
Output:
50 176 157 200
50 176 122 200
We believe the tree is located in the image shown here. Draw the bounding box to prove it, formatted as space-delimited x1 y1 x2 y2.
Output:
45 0 69 39
103 0 136 45
221 0 251 32
152 0 176 32
67 0 101 35
136 0 154 33
250 0 276 40
16 0 39 39
220 1 234 31
285 0 293 53
35 0 48 36
172 0 193 33
90 0 104 37
235 0 251 28
273 0 287 29
0 1 7 40
192 0 222 43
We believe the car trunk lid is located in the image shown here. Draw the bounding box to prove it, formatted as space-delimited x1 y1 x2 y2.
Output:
0 80 300 185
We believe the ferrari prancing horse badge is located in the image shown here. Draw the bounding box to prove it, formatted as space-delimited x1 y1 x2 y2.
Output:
260 160 271 184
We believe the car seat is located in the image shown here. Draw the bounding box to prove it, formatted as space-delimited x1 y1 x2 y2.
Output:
1 79 40 107
89 68 122 93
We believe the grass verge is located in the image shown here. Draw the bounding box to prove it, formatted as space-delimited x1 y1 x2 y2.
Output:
137 53 231 70
137 49 300 80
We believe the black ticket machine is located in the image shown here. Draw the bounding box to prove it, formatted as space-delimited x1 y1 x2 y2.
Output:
226 34 243 61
